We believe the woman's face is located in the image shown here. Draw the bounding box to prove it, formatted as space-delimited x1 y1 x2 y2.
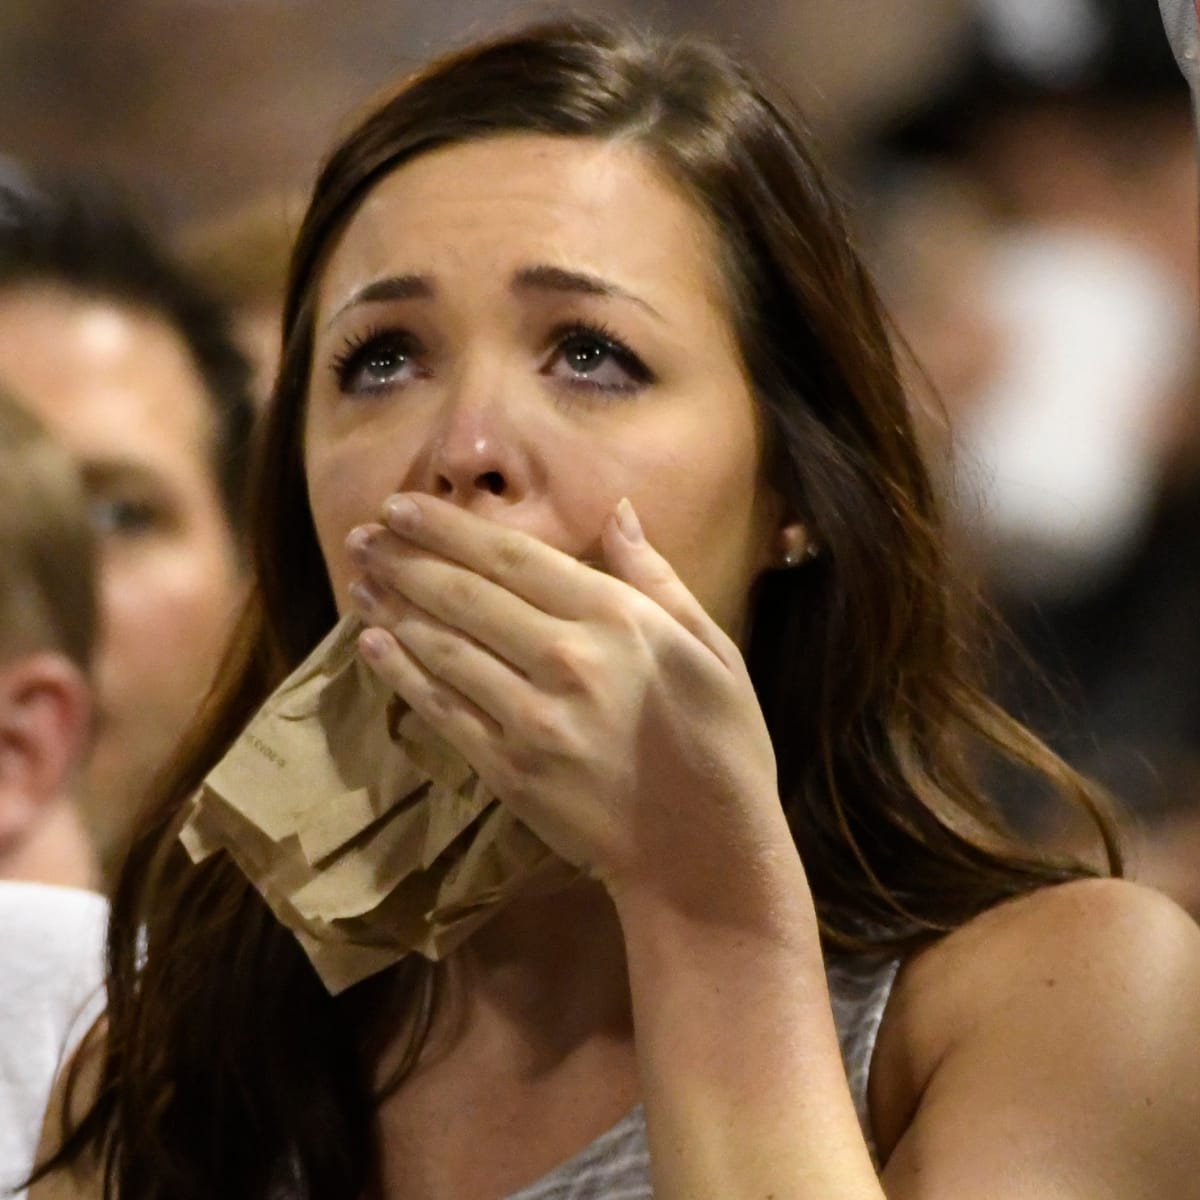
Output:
304 134 783 639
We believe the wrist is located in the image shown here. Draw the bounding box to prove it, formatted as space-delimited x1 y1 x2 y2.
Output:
607 837 820 961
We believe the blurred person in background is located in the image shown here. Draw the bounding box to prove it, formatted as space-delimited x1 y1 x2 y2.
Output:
0 388 97 891
872 0 1200 913
0 390 107 1197
0 170 255 880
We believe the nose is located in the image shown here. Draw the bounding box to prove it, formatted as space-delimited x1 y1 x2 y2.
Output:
418 378 532 510
434 435 508 500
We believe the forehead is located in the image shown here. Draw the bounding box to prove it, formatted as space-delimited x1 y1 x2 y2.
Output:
0 284 216 471
317 134 730 319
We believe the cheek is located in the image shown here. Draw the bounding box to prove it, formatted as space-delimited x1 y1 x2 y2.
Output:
305 432 404 609
96 541 241 677
630 424 775 631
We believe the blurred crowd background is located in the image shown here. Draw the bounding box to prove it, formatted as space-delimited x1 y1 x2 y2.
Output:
0 0 967 227
0 0 1198 913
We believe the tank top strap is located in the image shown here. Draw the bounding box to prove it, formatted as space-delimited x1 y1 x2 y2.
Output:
826 952 903 1166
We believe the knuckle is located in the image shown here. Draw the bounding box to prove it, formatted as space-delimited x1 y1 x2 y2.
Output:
599 593 661 663
492 533 531 580
516 697 567 748
642 614 679 656
596 588 650 635
503 737 541 780
540 634 598 685
426 630 461 674
421 681 454 722
494 748 533 791
438 571 480 615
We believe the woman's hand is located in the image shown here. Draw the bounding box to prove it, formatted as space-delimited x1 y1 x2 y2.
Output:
347 493 886 1200
346 492 798 923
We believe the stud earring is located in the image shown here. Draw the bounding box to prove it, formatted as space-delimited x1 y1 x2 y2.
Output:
782 541 819 568
778 521 819 568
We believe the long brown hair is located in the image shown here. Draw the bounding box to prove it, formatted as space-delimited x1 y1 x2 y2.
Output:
33 17 1116 1198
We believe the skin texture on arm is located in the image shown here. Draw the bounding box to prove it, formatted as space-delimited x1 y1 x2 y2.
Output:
614 868 886 1199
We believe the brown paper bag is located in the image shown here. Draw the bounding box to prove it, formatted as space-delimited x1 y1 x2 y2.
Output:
179 615 573 993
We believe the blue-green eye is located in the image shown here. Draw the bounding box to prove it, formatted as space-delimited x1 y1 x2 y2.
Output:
546 322 654 395
331 328 426 395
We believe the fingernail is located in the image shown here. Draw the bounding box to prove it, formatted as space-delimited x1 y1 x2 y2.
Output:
360 628 390 659
614 497 644 543
346 526 373 563
384 494 421 531
348 578 378 613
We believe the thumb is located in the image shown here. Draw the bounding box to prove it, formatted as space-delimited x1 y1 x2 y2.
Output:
601 498 736 663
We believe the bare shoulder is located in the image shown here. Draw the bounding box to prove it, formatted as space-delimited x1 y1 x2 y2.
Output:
908 875 1199 992
876 877 1200 1101
869 879 1200 1198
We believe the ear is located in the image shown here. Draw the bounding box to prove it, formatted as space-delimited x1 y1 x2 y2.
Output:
0 652 92 847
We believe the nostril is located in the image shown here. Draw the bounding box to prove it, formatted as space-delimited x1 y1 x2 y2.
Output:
477 471 506 496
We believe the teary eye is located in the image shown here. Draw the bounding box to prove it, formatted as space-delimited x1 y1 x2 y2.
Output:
331 328 426 395
545 322 654 395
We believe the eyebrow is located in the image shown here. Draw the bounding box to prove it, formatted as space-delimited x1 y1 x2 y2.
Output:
80 460 173 497
324 263 663 329
325 274 434 328
510 265 663 321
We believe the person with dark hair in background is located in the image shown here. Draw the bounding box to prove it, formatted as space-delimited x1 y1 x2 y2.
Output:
0 170 256 877
27 19 1200 1200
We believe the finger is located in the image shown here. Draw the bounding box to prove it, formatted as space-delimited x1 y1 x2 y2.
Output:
379 492 606 619
601 498 740 667
357 625 504 766
357 589 533 728
350 529 562 679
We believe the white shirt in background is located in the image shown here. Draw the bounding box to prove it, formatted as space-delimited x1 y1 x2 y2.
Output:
0 882 106 1198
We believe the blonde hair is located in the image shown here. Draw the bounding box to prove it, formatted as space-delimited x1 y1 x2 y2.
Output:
0 390 97 668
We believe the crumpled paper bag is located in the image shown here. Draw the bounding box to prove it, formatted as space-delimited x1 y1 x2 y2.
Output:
179 615 574 993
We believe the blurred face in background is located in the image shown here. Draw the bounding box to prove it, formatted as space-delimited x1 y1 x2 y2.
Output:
0 283 243 870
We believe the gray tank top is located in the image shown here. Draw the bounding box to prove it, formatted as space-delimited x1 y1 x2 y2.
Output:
503 953 901 1200
274 953 900 1199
